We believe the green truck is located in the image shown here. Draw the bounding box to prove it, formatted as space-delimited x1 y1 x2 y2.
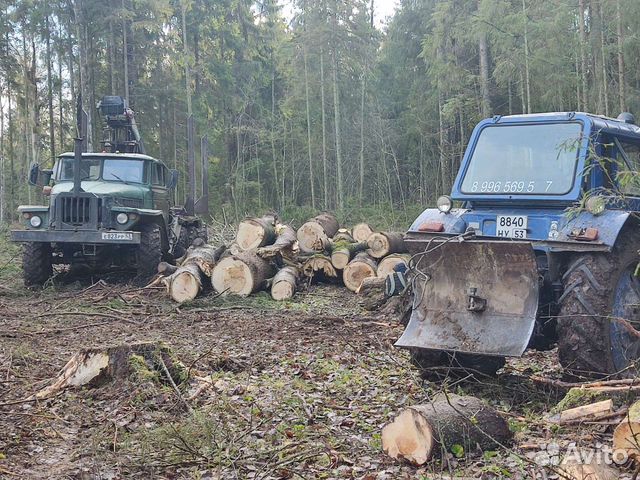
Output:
11 96 207 286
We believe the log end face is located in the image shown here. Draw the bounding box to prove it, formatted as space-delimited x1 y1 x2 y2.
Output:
343 263 376 292
271 281 294 300
382 409 433 466
298 222 329 252
237 220 267 250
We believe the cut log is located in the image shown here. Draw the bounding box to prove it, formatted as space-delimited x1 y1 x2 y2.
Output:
366 232 407 259
356 276 387 311
302 254 337 280
297 212 339 252
211 250 276 296
163 244 226 303
382 393 512 465
377 253 411 279
236 214 277 250
559 451 620 480
352 223 374 243
271 266 301 301
256 224 297 259
343 252 377 292
546 399 614 424
614 400 640 458
33 342 187 400
333 228 354 243
330 240 368 270
157 261 178 276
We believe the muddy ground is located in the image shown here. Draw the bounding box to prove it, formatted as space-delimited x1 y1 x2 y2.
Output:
0 233 634 479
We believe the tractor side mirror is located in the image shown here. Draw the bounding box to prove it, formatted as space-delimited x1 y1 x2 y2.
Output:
167 169 179 189
28 164 53 187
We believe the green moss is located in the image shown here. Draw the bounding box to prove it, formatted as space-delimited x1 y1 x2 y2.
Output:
129 354 160 383
553 387 605 412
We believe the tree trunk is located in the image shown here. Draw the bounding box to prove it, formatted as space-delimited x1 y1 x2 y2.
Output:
74 0 92 150
257 224 297 259
477 9 491 117
45 15 55 164
377 253 410 279
302 254 337 280
522 0 531 114
382 394 512 465
320 49 329 209
343 252 377 292
366 232 406 259
330 240 367 270
352 223 374 242
599 1 609 116
297 212 340 252
271 266 300 300
211 250 275 296
616 0 626 112
578 0 588 112
332 17 344 211
303 43 316 209
236 214 278 250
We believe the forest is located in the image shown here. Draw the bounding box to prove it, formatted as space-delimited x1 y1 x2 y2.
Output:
1 0 640 223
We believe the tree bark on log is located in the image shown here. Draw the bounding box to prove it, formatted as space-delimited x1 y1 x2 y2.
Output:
333 228 354 243
367 232 407 259
352 223 374 242
297 212 339 252
33 342 187 400
614 400 640 458
302 254 337 280
257 224 297 259
377 253 410 279
343 252 377 292
211 250 276 296
356 276 386 310
236 214 277 250
382 393 512 465
271 266 301 300
330 240 368 270
163 244 225 303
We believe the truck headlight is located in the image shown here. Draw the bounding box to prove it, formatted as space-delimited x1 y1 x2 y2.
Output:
29 215 42 228
585 195 606 216
116 213 129 225
437 195 453 213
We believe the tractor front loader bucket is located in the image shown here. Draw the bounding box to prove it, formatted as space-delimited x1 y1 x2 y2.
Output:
396 239 539 357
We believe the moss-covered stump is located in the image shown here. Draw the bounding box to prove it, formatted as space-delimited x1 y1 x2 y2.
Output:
34 341 187 399
555 385 640 412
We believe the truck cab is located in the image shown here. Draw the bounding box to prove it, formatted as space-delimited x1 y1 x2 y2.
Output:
399 112 640 378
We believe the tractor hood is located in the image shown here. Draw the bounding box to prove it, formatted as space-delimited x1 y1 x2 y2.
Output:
51 181 147 200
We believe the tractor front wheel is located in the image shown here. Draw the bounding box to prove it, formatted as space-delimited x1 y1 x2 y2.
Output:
22 242 53 287
557 228 640 379
136 224 162 283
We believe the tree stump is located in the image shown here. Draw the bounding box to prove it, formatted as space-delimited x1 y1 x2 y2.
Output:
356 276 387 310
236 214 277 250
271 266 301 300
614 400 640 458
211 250 276 296
366 232 407 259
377 253 410 279
297 213 339 252
33 342 187 400
352 223 374 243
343 252 377 292
382 393 512 465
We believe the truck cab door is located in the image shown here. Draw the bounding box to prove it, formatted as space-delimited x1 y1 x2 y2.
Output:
151 163 170 223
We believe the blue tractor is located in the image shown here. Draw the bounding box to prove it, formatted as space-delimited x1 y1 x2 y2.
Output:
398 112 640 379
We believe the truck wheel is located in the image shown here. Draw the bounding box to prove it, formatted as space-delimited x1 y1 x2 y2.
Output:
136 224 162 282
23 242 53 287
410 349 505 378
557 229 640 378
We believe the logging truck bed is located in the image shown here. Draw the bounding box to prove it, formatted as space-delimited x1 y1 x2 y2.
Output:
0 238 631 479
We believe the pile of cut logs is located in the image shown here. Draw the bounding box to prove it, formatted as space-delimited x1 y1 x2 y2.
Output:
157 212 410 303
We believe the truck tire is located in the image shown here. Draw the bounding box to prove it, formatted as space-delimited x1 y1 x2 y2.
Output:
410 349 505 378
136 224 162 282
23 242 53 287
557 228 640 379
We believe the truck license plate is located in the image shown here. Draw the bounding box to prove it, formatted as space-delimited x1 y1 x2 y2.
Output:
101 232 133 241
496 215 527 239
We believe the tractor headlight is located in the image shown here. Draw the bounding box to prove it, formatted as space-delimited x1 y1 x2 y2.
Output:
116 212 129 225
29 215 42 228
585 195 606 216
437 195 453 213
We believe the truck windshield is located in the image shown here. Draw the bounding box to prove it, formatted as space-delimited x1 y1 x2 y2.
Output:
57 157 145 184
460 123 583 195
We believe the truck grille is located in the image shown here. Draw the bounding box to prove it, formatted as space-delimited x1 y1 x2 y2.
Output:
55 193 101 229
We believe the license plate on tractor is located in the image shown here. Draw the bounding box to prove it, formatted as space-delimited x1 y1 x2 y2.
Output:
496 215 527 239
101 232 134 241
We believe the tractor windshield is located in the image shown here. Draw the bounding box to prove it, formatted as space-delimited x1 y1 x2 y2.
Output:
460 123 583 195
56 157 145 184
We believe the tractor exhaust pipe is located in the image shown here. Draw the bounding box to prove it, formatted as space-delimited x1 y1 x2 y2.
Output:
73 96 88 194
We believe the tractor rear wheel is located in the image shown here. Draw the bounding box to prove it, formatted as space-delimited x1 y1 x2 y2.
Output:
410 349 505 378
557 228 640 379
22 242 53 287
136 224 162 283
